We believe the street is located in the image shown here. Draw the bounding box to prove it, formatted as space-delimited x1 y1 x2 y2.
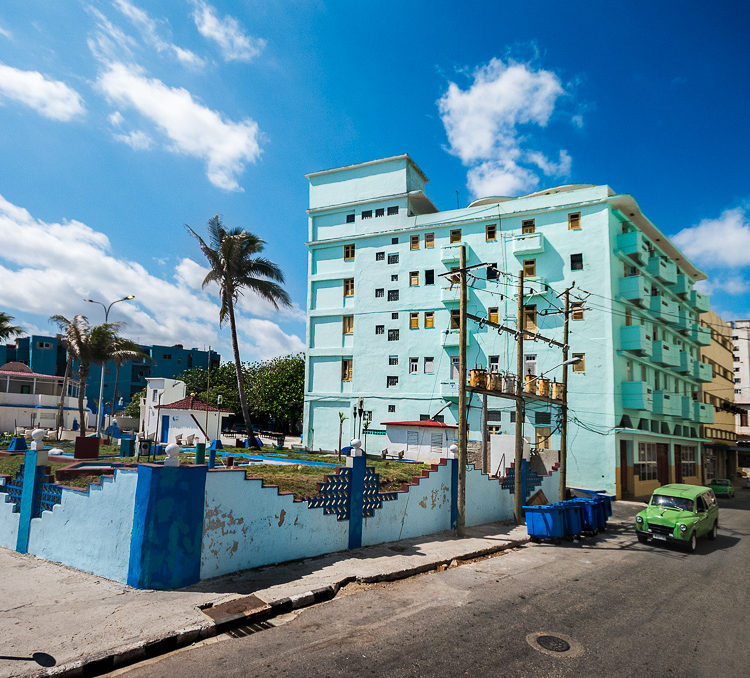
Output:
112 488 750 678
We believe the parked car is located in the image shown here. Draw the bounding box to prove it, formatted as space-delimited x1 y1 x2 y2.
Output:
708 478 735 498
635 484 718 553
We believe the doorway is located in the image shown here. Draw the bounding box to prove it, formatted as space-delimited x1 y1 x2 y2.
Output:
620 440 630 497
674 445 683 483
160 415 170 443
656 443 669 485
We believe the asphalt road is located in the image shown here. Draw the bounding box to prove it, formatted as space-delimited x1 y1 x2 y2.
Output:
114 486 750 678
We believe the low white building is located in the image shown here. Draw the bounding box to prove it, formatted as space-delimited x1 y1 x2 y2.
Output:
0 361 84 433
382 420 458 463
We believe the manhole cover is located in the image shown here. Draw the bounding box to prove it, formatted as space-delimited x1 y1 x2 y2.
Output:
526 632 584 658
536 635 570 652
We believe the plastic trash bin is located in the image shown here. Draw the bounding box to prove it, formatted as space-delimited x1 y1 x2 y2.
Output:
573 488 613 519
569 499 600 534
523 504 565 542
555 501 583 538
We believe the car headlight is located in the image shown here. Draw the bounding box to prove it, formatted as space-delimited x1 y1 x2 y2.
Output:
636 516 643 524
680 524 687 533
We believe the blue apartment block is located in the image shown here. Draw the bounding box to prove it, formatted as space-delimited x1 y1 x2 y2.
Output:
303 154 713 497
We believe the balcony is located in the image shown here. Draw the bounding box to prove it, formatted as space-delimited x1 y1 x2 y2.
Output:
523 276 549 297
688 323 711 346
512 233 544 257
674 273 692 296
616 231 646 264
688 290 710 312
652 340 680 368
676 350 693 375
692 360 713 382
693 401 714 424
676 306 691 332
440 286 460 304
620 325 652 356
679 395 692 420
443 329 469 347
646 256 677 285
622 381 652 411
440 245 462 264
653 391 683 417
441 380 459 399
619 275 650 306
649 294 678 323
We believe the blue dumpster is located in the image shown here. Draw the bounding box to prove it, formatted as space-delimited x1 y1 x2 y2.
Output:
572 488 613 518
555 501 583 538
569 499 601 534
120 437 135 457
524 504 565 542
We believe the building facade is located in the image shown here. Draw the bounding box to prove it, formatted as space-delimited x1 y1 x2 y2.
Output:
303 155 714 497
731 319 750 469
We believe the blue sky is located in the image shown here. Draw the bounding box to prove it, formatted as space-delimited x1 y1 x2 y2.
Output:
0 1 748 363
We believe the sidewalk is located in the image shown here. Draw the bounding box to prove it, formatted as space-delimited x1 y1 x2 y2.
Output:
0 520 531 678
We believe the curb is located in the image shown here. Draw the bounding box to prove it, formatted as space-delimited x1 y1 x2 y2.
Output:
38 536 528 678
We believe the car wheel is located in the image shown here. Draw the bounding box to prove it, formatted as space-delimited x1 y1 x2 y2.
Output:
685 533 697 553
708 521 718 540
637 533 648 544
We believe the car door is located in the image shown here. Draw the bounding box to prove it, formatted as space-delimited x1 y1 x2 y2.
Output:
695 495 709 536
704 490 718 528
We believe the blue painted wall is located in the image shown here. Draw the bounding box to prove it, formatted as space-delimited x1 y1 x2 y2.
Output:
0 494 19 549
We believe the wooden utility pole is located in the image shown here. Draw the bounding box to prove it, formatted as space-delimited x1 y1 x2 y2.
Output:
559 289 570 501
457 245 468 536
481 394 489 472
514 270 525 523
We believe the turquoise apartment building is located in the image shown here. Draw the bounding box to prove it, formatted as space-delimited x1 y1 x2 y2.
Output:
303 155 713 497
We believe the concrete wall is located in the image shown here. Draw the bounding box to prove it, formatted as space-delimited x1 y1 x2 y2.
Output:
27 469 138 583
200 470 349 579
0 497 19 549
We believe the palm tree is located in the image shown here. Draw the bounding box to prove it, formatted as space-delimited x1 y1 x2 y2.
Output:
187 216 291 449
0 312 22 343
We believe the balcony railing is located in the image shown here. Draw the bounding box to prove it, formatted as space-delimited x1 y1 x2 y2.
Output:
692 361 713 382
676 350 693 375
620 325 652 356
619 275 650 305
616 231 646 264
646 256 677 285
688 290 710 312
653 391 683 417
441 246 461 264
688 323 711 346
512 233 544 256
443 329 469 347
693 401 714 424
649 294 678 323
652 340 680 368
674 273 692 296
440 286 460 304
622 381 653 411
441 380 459 399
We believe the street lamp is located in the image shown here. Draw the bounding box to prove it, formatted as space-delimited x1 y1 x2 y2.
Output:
84 295 135 437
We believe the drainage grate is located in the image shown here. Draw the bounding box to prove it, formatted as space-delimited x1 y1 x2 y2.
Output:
536 635 571 652
226 620 274 638
526 631 584 658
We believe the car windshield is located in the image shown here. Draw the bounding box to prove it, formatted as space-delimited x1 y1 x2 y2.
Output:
713 479 730 485
650 494 694 512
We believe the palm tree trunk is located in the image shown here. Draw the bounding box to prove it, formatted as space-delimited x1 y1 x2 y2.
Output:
111 360 121 435
56 354 72 440
227 297 259 449
78 365 88 437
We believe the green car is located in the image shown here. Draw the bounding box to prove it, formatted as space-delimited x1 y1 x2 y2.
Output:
708 478 735 498
635 484 718 553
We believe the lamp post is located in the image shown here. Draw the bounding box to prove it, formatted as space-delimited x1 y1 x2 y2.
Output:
84 295 135 437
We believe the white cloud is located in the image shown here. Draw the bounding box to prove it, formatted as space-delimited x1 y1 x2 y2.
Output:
0 23 12 39
240 319 305 360
673 207 750 267
0 194 303 361
113 129 152 150
86 6 138 63
695 276 749 296
0 61 84 121
112 0 205 67
108 110 125 126
191 1 265 62
97 62 261 190
438 58 572 197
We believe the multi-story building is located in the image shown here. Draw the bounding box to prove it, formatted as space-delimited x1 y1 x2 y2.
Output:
303 154 715 497
0 335 219 411
699 311 737 480
731 319 750 469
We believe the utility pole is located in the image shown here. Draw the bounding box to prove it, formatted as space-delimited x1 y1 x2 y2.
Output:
559 288 571 501
457 244 468 536
514 269 525 523
481 394 489 473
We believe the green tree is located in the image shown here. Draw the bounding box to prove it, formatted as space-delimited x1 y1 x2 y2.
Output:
0 312 22 342
245 354 304 433
123 387 146 418
187 216 291 448
177 363 243 414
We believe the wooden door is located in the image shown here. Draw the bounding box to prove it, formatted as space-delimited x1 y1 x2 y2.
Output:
674 445 683 483
656 444 669 485
620 440 629 497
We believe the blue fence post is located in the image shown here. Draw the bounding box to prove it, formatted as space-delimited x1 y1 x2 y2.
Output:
450 458 458 529
348 454 365 549
16 448 44 554
521 459 529 503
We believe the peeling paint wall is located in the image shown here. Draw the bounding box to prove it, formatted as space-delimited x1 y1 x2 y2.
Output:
27 470 138 583
464 465 515 527
0 497 19 549
200 470 349 579
361 462 453 546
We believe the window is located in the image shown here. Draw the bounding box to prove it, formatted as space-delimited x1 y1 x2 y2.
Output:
388 355 399 366
162 354 172 360
388 329 400 341
450 309 460 330
388 404 396 412
362 210 373 219
424 311 435 328
571 302 584 321
425 233 434 248
375 208 385 217
388 253 399 264
625 309 632 326
391 237 398 245
424 357 434 374
488 307 499 324
410 271 419 286
636 442 657 481
425 269 435 285
388 290 399 301
572 353 586 372
451 356 460 379
449 266 461 284
346 213 355 223
387 206 399 216
487 263 498 280
391 274 399 281
522 219 535 233
568 212 581 230
342 315 354 334
680 445 697 478
410 312 419 329
410 234 420 250
375 325 384 335
570 253 583 270
450 229 462 243
486 224 497 241
535 427 552 450
344 278 354 297
375 288 384 298
488 425 501 435
409 357 419 374
525 354 537 376
341 358 353 381
489 355 499 372
535 411 552 425
376 251 385 261
387 376 398 387
344 243 355 260
523 305 537 331
523 259 536 277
